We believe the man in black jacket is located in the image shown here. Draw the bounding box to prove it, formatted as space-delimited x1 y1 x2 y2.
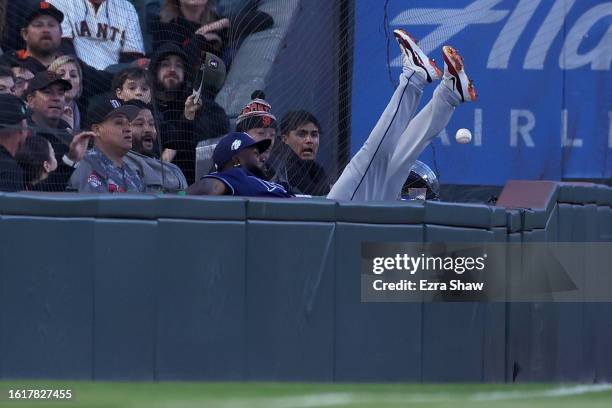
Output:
150 42 228 183
268 110 330 196
25 71 91 191
0 94 30 192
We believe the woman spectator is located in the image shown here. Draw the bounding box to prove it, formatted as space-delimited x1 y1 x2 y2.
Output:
150 0 272 71
48 55 83 132
15 134 58 191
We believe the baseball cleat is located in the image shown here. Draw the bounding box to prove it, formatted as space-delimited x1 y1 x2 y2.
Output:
394 28 442 83
442 45 477 102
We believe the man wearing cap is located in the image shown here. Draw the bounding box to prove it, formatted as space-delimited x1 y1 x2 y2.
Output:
25 70 91 191
67 98 144 193
0 95 31 191
186 132 291 197
0 2 112 99
150 42 228 184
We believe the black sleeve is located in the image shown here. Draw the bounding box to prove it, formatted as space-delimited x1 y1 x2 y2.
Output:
80 63 113 100
0 168 25 192
36 162 74 192
193 98 230 143
223 10 274 47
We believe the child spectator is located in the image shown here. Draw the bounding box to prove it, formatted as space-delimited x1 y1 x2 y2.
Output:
112 67 152 104
15 134 58 190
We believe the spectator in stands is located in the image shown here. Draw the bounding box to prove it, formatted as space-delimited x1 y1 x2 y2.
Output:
0 2 113 98
112 67 152 104
26 71 92 191
15 134 58 190
150 41 228 183
0 94 29 191
48 55 83 132
150 0 273 71
67 98 144 193
235 90 276 178
268 110 330 196
0 65 15 95
48 0 145 70
124 99 187 193
11 63 35 99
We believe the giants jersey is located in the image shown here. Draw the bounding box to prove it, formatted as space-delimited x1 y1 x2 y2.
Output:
203 168 293 198
49 0 144 70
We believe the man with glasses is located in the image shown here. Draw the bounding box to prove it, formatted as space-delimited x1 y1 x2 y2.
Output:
0 94 30 191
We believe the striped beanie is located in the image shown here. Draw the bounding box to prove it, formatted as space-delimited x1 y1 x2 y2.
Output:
235 90 277 131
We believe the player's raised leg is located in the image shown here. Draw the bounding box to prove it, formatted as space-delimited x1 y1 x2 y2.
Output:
327 29 441 201
380 45 477 200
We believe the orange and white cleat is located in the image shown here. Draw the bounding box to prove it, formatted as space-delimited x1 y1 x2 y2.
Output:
442 45 477 102
394 28 442 83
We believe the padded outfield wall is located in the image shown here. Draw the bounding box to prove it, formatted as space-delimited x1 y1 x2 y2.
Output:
0 183 611 382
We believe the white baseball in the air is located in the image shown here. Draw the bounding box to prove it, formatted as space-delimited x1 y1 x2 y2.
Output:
455 128 472 144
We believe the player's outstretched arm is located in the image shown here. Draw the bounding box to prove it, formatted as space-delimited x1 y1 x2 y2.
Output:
187 178 228 195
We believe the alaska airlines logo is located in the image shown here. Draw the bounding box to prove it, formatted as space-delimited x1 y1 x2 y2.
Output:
391 0 612 70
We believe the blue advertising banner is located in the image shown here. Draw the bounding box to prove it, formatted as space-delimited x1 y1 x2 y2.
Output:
351 0 612 185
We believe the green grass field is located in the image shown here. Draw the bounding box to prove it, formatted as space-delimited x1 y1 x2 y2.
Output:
1 381 611 408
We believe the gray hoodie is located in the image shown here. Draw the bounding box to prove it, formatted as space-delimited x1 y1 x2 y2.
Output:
124 151 188 193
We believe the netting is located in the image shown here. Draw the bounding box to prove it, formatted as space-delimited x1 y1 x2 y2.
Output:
0 0 609 197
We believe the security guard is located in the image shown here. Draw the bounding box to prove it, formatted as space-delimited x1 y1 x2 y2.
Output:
67 98 144 193
0 94 30 192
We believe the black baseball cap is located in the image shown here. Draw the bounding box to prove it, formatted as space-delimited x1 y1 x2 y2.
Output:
86 97 141 128
26 71 72 96
213 132 271 169
25 1 64 26
0 94 28 129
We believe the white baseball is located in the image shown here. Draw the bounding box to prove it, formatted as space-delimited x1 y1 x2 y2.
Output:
455 128 472 144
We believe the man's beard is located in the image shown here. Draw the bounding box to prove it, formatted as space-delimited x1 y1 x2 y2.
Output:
132 138 156 158
160 77 183 92
30 42 59 58
245 162 269 180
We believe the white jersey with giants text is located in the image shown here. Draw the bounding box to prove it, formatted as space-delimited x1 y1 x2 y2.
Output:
49 0 145 70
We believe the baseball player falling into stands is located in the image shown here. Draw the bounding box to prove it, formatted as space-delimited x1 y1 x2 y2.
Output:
188 29 477 200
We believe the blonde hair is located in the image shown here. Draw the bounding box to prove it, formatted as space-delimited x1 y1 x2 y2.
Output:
160 0 218 25
48 55 83 99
